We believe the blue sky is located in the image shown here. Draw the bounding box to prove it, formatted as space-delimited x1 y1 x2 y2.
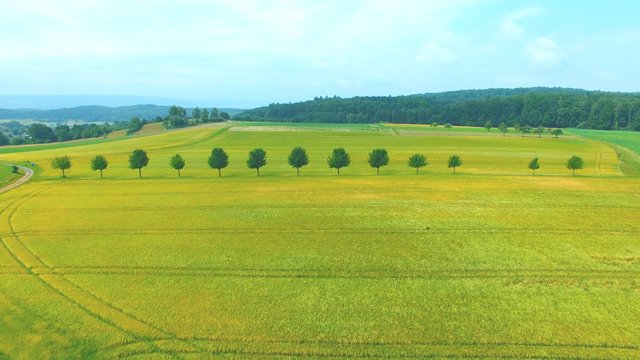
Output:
1 0 639 107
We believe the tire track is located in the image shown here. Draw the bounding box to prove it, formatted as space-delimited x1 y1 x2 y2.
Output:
111 338 637 360
0 181 194 358
15 228 640 237
53 265 640 280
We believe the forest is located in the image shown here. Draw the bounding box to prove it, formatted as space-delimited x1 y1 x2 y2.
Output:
236 88 640 131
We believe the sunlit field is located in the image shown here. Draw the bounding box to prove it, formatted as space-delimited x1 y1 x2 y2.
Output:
1 122 639 359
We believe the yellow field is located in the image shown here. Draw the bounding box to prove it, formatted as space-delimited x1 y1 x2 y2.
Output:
1 122 639 359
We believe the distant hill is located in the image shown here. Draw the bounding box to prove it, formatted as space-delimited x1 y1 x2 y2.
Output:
237 87 640 131
0 105 246 122
0 95 249 110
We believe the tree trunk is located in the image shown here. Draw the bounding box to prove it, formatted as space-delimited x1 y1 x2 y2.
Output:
62 168 66 178
377 167 379 175
572 169 575 176
138 168 142 178
532 169 535 175
297 167 299 176
218 168 221 177
178 169 181 177
416 167 419 174
257 168 260 177
453 166 456 174
100 169 103 178
337 168 340 175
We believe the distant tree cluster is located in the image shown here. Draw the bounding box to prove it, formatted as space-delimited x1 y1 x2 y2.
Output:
237 88 640 131
0 122 115 145
163 105 229 129
50 149 587 179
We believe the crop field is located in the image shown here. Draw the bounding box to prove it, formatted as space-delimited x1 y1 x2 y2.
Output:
0 122 639 359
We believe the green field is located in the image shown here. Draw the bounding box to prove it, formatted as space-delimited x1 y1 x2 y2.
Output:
1 122 639 359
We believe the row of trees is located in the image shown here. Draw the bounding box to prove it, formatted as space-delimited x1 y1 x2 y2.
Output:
238 88 640 130
163 106 230 129
490 122 563 138
50 149 585 178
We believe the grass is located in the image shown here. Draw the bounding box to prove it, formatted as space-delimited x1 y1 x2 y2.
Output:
0 122 639 359
568 128 640 175
0 164 22 188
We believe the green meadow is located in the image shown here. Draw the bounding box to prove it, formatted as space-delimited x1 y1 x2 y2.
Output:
1 122 639 359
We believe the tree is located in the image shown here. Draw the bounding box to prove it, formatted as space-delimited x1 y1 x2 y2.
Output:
368 148 389 175
528 157 540 175
247 148 267 176
191 107 202 120
51 156 71 177
54 125 72 142
444 123 453 129
521 126 532 137
219 112 230 120
327 148 350 175
514 123 521 134
28 123 55 143
550 128 563 138
566 155 584 175
129 149 149 178
168 105 187 118
90 155 108 178
127 117 143 135
0 132 9 146
169 153 186 177
210 108 220 121
288 147 309 176
498 122 508 135
208 148 229 177
448 154 463 174
534 126 545 137
431 122 438 128
11 165 18 174
408 153 427 174
484 121 492 131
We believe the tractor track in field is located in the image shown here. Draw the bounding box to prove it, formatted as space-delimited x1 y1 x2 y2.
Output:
15 227 640 237
108 336 640 360
16 202 640 213
0 181 206 358
50 265 640 281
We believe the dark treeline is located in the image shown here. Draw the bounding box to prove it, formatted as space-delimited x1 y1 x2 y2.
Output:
237 88 640 131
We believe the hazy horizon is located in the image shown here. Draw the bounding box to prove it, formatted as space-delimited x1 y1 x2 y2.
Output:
2 1 640 107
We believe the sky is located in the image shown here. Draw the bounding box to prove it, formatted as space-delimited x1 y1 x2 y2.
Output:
1 0 640 108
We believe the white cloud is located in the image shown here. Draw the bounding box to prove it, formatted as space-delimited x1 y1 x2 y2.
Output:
499 7 541 39
524 37 564 68
415 41 456 64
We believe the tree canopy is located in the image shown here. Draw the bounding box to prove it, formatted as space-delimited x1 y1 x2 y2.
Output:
528 157 540 175
368 148 389 175
327 148 350 175
90 155 108 178
51 156 71 177
247 148 267 176
237 88 640 131
448 155 463 174
169 153 186 177
288 147 309 176
129 149 149 178
408 153 428 174
566 155 584 175
208 148 229 177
